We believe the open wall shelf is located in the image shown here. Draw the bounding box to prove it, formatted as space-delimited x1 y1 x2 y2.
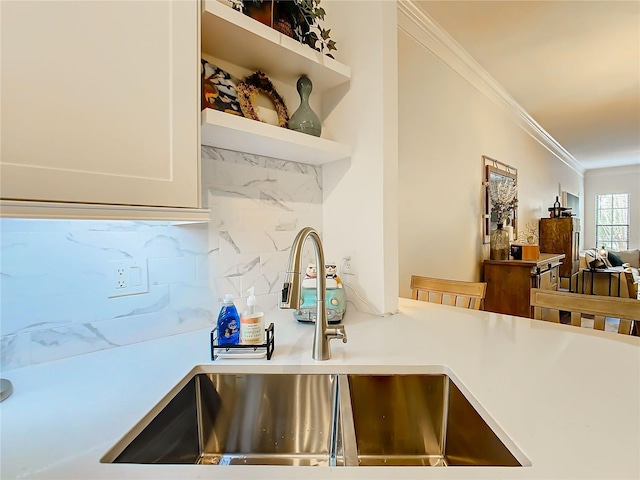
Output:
201 109 350 165
200 1 352 166
201 0 350 94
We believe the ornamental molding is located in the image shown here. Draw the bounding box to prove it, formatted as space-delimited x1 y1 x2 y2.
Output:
398 1 585 176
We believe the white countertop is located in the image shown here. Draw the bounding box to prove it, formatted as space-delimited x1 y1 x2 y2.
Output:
1 298 639 479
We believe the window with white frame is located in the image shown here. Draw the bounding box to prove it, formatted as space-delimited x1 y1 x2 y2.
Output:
595 193 629 251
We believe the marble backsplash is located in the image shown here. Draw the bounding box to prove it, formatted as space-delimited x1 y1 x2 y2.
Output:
0 146 322 371
201 146 323 311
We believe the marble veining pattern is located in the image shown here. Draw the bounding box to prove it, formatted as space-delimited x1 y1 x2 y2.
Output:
202 147 322 307
1 147 323 370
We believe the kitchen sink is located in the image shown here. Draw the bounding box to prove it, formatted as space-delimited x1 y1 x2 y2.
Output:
347 374 521 466
102 373 341 466
101 370 528 467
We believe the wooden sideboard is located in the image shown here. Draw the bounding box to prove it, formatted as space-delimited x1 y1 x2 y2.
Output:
483 253 565 318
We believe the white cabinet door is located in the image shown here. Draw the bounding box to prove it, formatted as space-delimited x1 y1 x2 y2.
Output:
1 0 200 208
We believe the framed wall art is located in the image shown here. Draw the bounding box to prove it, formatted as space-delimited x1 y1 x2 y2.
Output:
483 156 518 244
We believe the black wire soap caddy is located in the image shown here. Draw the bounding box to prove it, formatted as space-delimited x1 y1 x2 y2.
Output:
210 323 274 361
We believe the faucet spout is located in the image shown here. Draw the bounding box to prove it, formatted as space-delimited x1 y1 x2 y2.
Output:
280 227 347 360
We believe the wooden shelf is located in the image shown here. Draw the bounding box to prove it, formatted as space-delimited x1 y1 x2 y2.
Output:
201 108 350 165
201 0 350 94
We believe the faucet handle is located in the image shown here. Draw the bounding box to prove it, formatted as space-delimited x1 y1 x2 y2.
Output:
326 325 347 344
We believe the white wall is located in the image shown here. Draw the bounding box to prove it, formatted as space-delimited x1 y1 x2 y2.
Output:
584 165 640 250
321 1 399 315
397 22 583 298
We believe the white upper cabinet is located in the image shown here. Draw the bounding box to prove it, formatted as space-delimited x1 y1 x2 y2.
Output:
1 0 203 216
200 0 351 165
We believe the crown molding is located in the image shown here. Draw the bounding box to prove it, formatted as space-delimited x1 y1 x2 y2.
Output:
398 1 585 176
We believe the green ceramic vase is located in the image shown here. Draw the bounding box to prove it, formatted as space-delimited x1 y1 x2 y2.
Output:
289 76 321 137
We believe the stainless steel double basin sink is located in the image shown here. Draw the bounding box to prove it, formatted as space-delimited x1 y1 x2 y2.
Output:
101 370 528 467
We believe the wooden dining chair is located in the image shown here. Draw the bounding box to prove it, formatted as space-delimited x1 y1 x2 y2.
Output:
530 288 640 335
410 275 487 310
624 268 639 300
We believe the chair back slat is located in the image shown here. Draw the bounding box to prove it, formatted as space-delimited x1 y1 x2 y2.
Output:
619 319 633 334
533 306 543 320
533 306 560 323
594 315 605 331
411 276 487 311
570 312 581 327
443 294 456 307
530 288 640 335
624 268 639 299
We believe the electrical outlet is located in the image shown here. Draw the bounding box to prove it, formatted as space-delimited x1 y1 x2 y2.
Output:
343 256 355 275
108 260 149 298
116 267 126 289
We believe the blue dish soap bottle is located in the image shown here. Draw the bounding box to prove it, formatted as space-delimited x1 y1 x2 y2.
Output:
217 294 240 345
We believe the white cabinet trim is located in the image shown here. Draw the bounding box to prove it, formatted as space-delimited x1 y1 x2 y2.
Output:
0 200 210 222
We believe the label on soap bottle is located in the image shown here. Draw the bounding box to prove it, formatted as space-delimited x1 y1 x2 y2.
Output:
240 313 265 345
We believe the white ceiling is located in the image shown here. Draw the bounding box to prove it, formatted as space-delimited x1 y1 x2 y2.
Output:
415 0 640 171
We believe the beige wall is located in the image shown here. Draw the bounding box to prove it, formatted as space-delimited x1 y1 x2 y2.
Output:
584 165 640 250
397 27 583 298
322 1 399 315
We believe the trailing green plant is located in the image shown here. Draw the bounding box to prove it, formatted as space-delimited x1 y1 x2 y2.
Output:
237 0 337 57
293 0 336 56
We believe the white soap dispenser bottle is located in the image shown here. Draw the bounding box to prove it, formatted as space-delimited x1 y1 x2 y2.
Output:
240 287 265 345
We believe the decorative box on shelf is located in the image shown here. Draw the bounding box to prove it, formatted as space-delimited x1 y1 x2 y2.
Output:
210 323 275 360
510 244 540 261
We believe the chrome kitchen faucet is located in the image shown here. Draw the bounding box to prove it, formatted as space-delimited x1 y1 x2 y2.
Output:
280 227 347 360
